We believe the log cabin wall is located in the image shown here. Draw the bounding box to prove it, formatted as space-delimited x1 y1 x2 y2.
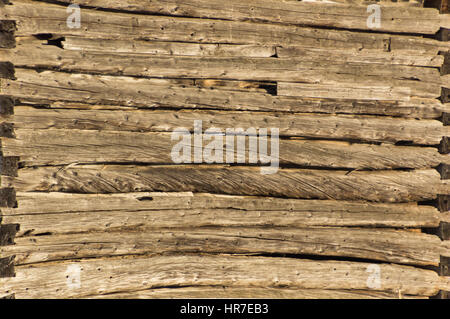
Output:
0 0 450 299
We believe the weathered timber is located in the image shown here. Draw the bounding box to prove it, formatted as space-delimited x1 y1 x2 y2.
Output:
277 81 440 101
0 191 440 225
29 0 442 34
63 37 276 58
62 37 444 67
0 256 14 278
5 69 450 118
1 226 444 266
0 255 447 298
276 46 444 67
2 129 449 169
0 191 440 229
91 287 426 299
2 1 450 52
0 224 18 246
1 44 441 92
2 166 447 202
8 106 449 145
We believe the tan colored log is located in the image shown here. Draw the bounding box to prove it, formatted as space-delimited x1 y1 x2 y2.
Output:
27 0 442 34
0 191 440 228
63 37 276 58
5 69 449 119
8 105 449 145
1 43 441 92
0 255 447 298
2 192 442 235
276 81 440 101
90 286 427 299
1 226 443 266
14 98 450 120
61 37 444 68
3 129 448 169
2 1 449 52
276 46 444 67
2 165 446 202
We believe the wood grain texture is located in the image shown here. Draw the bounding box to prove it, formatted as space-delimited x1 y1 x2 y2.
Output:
2 0 450 52
28 0 443 34
90 286 427 299
7 104 449 145
8 74 450 118
1 226 444 266
0 191 440 228
2 165 447 202
0 255 447 298
2 128 449 169
1 43 441 99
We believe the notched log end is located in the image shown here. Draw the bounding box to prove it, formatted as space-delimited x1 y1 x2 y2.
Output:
1 156 18 177
0 188 16 208
0 122 14 138
438 163 450 179
0 96 14 117
0 224 19 246
440 136 449 154
0 62 14 80
0 255 15 278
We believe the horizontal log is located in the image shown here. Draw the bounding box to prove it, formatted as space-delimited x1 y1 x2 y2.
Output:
276 46 444 67
276 81 440 101
2 165 447 202
1 226 444 266
61 36 444 68
90 286 426 299
8 105 449 145
28 0 442 34
62 37 276 58
2 1 450 52
2 129 448 169
0 255 447 298
1 193 441 236
5 69 450 119
1 43 441 93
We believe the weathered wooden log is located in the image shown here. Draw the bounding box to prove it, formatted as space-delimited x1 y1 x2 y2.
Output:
1 226 445 266
1 44 441 95
276 46 444 66
3 129 448 169
0 191 440 228
7 105 449 145
60 36 444 67
2 1 450 52
90 286 426 299
62 37 276 58
2 165 447 202
0 255 448 298
27 0 443 34
6 72 450 119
